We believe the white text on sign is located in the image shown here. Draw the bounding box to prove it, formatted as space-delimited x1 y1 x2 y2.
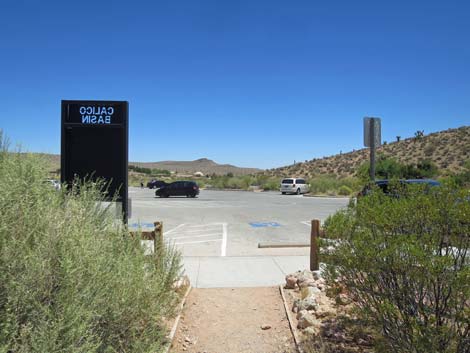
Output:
79 106 115 124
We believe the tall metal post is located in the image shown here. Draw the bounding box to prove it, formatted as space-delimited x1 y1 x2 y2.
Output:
369 118 376 181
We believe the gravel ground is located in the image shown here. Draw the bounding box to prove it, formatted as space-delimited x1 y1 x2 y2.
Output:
170 287 296 353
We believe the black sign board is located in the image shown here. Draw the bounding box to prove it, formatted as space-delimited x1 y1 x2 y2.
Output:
61 100 129 221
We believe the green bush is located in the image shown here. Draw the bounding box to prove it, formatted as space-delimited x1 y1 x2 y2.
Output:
357 155 439 182
322 183 470 353
308 175 360 196
337 185 353 196
447 160 470 188
0 139 182 352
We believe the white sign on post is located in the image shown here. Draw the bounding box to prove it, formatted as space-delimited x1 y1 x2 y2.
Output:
364 117 382 147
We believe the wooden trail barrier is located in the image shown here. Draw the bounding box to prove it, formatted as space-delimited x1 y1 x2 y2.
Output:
129 221 163 255
310 219 326 271
310 219 320 271
257 218 325 272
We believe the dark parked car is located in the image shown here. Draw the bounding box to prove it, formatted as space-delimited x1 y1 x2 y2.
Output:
358 179 441 198
147 180 167 189
155 181 199 198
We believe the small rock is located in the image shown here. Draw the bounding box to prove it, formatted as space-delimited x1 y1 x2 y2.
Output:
296 297 318 311
261 324 272 330
301 270 315 280
302 326 318 336
335 293 352 305
297 310 318 329
298 279 317 288
184 336 192 343
301 286 320 299
285 275 297 289
296 275 312 287
314 307 334 319
311 270 321 280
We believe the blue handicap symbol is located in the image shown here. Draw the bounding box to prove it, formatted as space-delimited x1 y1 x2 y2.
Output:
249 222 281 228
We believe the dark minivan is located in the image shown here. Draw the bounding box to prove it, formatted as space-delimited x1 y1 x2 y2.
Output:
358 179 440 198
155 181 199 198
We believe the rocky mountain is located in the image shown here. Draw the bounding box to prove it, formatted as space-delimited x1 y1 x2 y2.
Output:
264 126 470 178
132 158 261 176
40 155 261 176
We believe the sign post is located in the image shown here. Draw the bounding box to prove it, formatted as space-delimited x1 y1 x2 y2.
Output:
363 117 381 181
61 100 129 223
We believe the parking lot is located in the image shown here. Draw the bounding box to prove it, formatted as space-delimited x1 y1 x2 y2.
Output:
129 187 349 257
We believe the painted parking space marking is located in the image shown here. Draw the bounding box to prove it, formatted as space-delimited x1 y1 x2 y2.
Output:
164 222 228 257
173 239 221 246
301 221 311 226
249 222 281 228
221 223 227 257
170 233 221 240
165 223 186 235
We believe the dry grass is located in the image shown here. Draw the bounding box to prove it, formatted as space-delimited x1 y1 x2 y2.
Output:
265 126 470 178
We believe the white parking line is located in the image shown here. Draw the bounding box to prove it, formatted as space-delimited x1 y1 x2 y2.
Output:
171 227 220 234
221 223 227 257
164 222 228 256
174 239 222 245
301 221 311 227
165 224 186 235
169 233 221 240
186 223 223 228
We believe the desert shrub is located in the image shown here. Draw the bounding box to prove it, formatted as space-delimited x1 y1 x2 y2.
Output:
357 155 404 181
357 156 439 181
337 185 353 196
322 183 470 353
0 138 182 352
129 164 152 174
424 144 436 157
308 176 360 195
447 160 470 188
403 159 439 179
262 178 280 191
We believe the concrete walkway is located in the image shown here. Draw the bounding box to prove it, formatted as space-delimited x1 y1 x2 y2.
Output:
182 255 309 288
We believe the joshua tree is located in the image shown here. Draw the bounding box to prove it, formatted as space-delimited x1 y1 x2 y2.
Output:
414 130 425 140
396 136 401 142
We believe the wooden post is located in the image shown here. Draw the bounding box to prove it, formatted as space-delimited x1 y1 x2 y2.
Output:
310 219 320 271
154 221 163 256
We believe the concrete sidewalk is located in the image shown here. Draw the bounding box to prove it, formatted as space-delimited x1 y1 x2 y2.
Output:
182 256 309 288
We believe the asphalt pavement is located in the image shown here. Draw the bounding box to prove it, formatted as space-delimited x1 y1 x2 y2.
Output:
128 187 349 287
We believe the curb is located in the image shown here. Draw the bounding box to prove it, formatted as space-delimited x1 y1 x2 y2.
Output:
279 285 303 353
163 285 192 353
259 242 309 248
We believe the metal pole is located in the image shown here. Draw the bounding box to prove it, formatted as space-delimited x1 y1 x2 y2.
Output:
310 219 320 271
122 199 128 225
369 119 376 181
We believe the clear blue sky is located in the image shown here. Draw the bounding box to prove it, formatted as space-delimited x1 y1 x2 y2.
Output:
1 0 469 169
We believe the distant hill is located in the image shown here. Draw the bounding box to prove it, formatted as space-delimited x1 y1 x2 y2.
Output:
38 155 261 176
264 126 470 178
132 158 261 176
